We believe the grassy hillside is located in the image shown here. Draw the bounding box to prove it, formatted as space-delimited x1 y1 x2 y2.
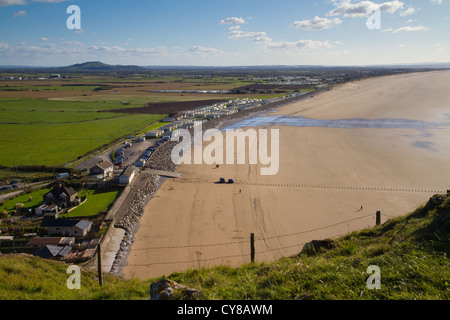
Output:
168 194 449 300
0 254 152 300
0 193 448 300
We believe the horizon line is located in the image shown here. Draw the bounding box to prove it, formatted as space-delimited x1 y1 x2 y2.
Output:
1 61 450 69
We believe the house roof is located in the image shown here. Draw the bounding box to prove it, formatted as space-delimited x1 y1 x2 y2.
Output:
57 246 72 257
33 245 72 259
40 219 92 231
34 245 63 258
28 237 64 246
75 220 93 231
121 165 137 178
27 237 75 247
45 185 77 200
41 219 79 228
93 160 113 170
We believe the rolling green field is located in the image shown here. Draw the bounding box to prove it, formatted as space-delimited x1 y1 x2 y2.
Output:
0 98 166 167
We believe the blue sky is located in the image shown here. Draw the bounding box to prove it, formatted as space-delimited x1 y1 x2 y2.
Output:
0 0 449 66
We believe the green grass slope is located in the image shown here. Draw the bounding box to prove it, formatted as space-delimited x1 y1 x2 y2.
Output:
0 193 449 300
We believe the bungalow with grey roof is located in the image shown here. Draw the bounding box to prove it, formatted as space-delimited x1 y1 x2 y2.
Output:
40 219 93 238
119 165 138 185
33 245 72 260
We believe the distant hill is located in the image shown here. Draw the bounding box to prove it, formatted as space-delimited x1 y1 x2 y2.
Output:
0 61 146 74
57 61 145 73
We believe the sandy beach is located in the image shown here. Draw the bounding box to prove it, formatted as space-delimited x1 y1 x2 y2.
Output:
124 70 450 280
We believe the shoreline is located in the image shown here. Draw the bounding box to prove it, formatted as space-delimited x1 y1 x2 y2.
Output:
116 70 450 280
106 91 322 277
123 70 450 280
108 175 166 277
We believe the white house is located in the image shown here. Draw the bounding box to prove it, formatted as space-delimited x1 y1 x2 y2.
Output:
119 165 138 185
89 160 114 178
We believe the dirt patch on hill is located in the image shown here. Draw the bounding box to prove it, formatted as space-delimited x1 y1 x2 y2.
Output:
106 99 228 115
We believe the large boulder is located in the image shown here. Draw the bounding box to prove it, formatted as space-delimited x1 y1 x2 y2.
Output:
150 279 199 300
301 239 336 255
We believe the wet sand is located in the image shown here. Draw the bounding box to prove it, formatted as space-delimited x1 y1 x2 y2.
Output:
125 70 450 280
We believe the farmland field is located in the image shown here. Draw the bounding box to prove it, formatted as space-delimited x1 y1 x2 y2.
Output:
0 76 276 168
0 97 166 167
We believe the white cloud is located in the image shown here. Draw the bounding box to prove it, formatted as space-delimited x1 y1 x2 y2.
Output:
429 0 443 5
328 0 405 18
219 17 245 25
63 40 84 47
0 41 170 64
290 16 343 30
400 7 416 16
228 25 241 31
392 25 429 33
228 29 271 42
264 39 341 51
0 0 26 6
0 42 10 50
12 10 26 17
87 45 169 57
39 37 50 42
224 22 342 54
189 46 223 55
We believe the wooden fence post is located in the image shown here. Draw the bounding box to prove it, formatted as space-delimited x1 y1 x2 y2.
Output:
250 233 255 264
97 245 103 286
376 211 381 226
